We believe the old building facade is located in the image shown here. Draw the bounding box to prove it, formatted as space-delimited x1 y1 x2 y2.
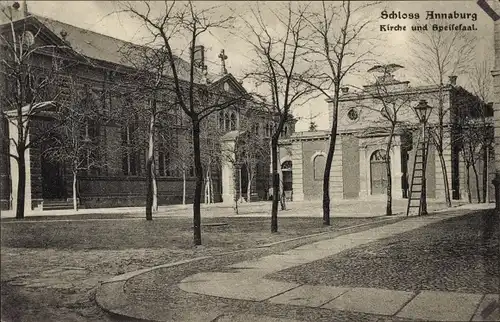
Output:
0 5 293 211
285 72 495 203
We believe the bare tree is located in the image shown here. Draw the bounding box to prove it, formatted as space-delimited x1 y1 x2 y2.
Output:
240 2 315 232
42 82 114 211
120 42 183 219
457 117 483 203
171 133 192 205
0 12 78 218
118 1 245 245
409 19 476 207
238 116 268 202
200 114 223 205
300 0 379 225
356 66 413 215
468 59 494 203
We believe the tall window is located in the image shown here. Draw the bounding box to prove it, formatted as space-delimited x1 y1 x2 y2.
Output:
218 111 225 130
122 115 141 176
86 119 100 174
158 150 171 177
313 154 326 180
224 113 230 131
230 112 237 130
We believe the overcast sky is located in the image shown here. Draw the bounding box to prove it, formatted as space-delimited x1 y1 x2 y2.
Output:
24 0 495 131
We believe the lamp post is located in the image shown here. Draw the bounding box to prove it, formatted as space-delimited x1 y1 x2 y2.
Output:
414 100 431 216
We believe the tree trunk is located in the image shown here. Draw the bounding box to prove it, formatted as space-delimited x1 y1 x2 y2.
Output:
482 145 488 203
271 137 279 233
16 151 26 219
209 173 214 204
72 170 78 211
182 168 186 205
437 149 452 207
280 186 286 210
471 155 480 203
385 130 394 216
323 95 339 226
152 168 158 212
247 168 252 203
192 119 203 245
234 183 239 215
466 164 472 203
145 111 155 221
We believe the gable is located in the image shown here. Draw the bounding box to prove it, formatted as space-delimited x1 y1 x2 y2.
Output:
208 73 248 97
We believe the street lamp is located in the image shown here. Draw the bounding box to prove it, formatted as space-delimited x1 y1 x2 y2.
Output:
414 100 432 216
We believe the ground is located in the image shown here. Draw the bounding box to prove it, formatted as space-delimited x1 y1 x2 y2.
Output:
268 210 499 295
1 211 392 322
1 202 496 322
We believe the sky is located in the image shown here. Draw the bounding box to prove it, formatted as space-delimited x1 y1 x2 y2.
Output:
21 0 496 131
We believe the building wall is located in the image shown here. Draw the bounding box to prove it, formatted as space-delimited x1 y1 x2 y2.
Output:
341 134 360 199
335 89 452 133
300 137 342 200
302 139 328 200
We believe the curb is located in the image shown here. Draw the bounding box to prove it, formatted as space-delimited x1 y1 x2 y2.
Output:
95 257 210 322
94 205 491 321
94 218 401 321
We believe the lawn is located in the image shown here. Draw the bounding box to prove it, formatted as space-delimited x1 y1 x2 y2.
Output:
1 215 390 322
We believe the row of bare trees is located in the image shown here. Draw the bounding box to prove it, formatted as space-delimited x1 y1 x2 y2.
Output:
2 1 493 245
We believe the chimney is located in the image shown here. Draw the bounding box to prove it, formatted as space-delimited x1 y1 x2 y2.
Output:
21 0 28 17
449 75 457 86
341 86 349 94
193 45 205 69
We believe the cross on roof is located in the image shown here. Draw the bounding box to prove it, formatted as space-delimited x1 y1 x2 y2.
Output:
218 49 228 75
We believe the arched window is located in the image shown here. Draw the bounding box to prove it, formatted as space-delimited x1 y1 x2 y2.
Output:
313 154 326 180
224 113 230 131
281 161 293 192
218 111 225 130
230 112 237 131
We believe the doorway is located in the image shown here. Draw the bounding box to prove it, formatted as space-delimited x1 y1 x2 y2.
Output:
370 150 389 195
41 141 66 200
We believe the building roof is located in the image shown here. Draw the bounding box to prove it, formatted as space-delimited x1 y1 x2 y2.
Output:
0 5 212 83
37 15 209 82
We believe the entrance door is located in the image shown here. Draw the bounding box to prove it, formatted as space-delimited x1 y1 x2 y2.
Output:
41 145 66 200
370 150 388 195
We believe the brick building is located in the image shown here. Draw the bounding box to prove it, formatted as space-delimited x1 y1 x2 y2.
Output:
0 4 294 211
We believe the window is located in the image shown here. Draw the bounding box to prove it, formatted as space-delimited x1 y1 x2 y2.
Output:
281 125 288 137
281 161 293 191
230 112 237 131
121 115 141 176
224 113 230 131
219 111 225 130
313 154 326 180
347 108 359 121
158 150 171 176
20 31 35 47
